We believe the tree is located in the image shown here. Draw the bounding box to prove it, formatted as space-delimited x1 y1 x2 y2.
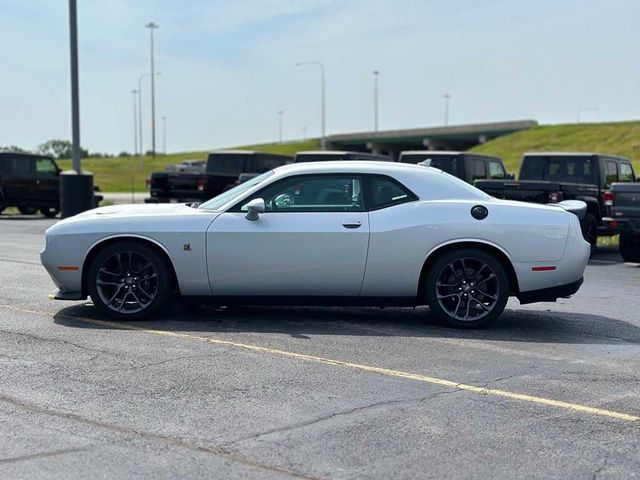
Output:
37 139 88 159
0 145 28 153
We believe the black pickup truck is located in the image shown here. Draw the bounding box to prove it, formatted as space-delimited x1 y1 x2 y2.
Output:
475 153 637 253
0 152 101 217
146 151 292 203
603 183 640 262
399 151 511 184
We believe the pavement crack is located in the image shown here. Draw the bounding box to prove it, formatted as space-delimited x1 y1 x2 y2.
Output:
0 446 93 465
226 389 457 446
117 353 208 371
0 328 117 358
0 391 321 480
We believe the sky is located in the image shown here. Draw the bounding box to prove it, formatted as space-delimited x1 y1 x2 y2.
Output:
1 0 639 154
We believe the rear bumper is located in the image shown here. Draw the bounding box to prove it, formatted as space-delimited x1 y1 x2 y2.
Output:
517 277 583 304
603 217 640 234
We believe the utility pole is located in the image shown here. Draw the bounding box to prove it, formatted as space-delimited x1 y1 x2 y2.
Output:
444 93 451 126
303 126 307 141
145 22 159 157
132 89 138 156
278 110 283 144
162 116 167 154
373 70 379 132
69 0 81 173
61 0 94 218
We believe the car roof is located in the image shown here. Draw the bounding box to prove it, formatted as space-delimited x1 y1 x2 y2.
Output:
401 150 501 160
523 151 629 159
272 160 439 176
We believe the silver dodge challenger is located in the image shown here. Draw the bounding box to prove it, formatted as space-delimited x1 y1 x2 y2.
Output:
41 161 590 328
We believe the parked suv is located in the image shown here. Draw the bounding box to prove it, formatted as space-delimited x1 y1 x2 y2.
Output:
603 182 640 262
146 150 292 203
475 152 637 253
399 151 511 184
1 152 62 217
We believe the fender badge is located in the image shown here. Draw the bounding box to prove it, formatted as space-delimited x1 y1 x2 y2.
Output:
183 243 192 252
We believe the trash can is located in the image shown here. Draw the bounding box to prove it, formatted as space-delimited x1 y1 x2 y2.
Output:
60 170 95 219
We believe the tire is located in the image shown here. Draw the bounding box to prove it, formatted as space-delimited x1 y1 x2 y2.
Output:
18 206 38 215
87 241 173 320
40 207 60 218
425 248 510 329
580 213 598 256
620 233 640 263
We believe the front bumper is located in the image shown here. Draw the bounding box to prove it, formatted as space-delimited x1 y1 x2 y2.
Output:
517 277 583 304
48 288 85 301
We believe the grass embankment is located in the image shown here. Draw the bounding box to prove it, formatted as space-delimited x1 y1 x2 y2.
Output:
57 139 320 192
470 121 640 175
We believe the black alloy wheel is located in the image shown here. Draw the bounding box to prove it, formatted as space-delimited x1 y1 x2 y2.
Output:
425 248 509 328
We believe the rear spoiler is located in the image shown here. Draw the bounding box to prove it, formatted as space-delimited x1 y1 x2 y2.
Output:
550 200 587 220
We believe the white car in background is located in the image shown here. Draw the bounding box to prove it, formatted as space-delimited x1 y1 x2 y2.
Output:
41 161 590 328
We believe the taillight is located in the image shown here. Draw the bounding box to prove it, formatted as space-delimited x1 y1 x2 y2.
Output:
548 191 563 203
609 220 619 229
145 178 151 189
196 179 207 191
603 190 614 206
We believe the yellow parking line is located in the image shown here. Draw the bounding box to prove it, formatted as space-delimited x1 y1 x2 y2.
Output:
2 303 639 422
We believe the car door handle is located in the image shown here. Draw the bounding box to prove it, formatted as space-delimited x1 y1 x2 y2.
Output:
342 222 362 229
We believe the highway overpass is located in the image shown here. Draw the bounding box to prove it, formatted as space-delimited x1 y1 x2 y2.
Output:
324 120 537 159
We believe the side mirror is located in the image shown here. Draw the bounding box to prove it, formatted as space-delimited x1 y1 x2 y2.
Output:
245 198 265 221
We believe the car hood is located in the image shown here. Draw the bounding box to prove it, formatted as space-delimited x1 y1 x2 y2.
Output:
73 203 197 219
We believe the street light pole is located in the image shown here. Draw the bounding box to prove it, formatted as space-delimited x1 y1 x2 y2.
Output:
278 110 283 144
295 61 325 145
137 72 160 168
68 0 81 173
373 70 379 132
145 22 159 158
303 126 307 141
162 116 167 154
443 93 451 126
61 0 94 218
131 90 138 156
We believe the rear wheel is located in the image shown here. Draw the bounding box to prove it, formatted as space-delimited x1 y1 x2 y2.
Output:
87 241 172 320
18 206 38 215
620 233 640 263
40 207 59 218
425 248 510 328
580 213 598 256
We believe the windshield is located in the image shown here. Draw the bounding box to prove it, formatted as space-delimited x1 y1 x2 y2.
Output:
198 170 275 210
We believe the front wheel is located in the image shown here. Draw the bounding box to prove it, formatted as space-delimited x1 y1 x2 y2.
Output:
87 241 172 320
18 206 38 215
620 233 640 263
40 207 60 218
425 249 510 328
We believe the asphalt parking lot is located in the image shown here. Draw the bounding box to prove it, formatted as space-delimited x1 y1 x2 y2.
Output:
1 215 639 479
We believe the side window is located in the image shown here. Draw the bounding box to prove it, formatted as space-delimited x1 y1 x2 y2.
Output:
605 161 618 186
472 159 487 180
368 175 417 210
488 161 505 179
8 156 31 176
35 157 58 175
619 163 634 182
236 174 364 212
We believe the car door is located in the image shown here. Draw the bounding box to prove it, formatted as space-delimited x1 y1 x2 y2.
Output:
3 154 33 203
33 157 60 205
206 173 369 296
